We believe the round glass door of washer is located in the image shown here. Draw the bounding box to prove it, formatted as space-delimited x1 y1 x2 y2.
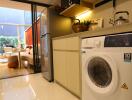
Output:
85 56 118 95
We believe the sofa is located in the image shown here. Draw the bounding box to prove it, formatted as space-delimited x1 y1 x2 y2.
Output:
20 46 41 66
20 48 34 66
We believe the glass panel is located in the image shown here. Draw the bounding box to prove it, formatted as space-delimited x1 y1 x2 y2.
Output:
0 25 30 48
24 11 32 25
0 25 17 36
0 3 34 78
0 7 32 49
0 25 18 48
0 7 25 24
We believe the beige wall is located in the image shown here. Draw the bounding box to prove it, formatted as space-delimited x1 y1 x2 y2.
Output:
48 7 72 37
85 0 132 28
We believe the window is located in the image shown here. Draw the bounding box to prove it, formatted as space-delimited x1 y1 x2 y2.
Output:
0 7 31 48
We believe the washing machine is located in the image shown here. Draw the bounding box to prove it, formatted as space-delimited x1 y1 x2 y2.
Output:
81 33 132 100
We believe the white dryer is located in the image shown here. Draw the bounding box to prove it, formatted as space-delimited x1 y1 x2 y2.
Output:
81 33 132 100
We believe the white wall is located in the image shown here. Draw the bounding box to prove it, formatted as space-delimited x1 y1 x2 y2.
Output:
86 0 132 28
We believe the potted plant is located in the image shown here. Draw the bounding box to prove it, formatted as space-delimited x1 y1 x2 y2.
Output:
72 20 91 33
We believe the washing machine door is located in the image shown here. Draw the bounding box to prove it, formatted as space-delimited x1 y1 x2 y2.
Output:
85 55 118 95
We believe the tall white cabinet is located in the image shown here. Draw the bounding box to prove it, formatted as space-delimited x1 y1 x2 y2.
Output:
53 37 81 97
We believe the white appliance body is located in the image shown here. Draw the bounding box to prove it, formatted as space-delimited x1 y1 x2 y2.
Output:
81 33 132 100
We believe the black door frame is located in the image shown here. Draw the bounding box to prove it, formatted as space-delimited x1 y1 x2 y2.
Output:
11 0 51 7
31 4 40 73
11 0 51 73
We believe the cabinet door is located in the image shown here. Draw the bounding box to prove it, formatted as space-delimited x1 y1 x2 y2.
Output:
66 52 80 97
53 51 67 87
53 37 80 50
66 37 80 50
53 38 66 50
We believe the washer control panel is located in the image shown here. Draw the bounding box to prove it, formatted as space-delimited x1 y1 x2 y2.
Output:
82 33 132 49
104 33 132 47
82 36 105 48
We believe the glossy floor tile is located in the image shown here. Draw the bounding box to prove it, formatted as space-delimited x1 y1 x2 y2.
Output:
0 63 33 79
0 73 79 100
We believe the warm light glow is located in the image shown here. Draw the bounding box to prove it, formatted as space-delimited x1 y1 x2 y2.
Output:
42 13 45 16
25 75 29 82
76 10 92 20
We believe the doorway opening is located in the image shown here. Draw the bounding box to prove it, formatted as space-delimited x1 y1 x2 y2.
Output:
0 0 45 79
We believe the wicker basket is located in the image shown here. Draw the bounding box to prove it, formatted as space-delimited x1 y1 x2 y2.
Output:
72 24 89 33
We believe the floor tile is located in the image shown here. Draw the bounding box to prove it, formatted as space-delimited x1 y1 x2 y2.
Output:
0 73 79 100
0 63 33 79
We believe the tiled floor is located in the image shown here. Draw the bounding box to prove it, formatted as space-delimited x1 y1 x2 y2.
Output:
0 73 79 100
0 63 34 79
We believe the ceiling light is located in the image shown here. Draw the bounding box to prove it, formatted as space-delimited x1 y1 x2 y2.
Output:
76 10 92 20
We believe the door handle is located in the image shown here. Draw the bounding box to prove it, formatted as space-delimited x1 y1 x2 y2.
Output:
81 50 86 53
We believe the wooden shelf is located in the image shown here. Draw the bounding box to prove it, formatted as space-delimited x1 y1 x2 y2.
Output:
60 2 93 17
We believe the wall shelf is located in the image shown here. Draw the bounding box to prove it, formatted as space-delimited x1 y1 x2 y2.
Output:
60 2 93 17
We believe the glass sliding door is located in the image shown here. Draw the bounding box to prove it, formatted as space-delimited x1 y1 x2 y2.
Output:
9 0 51 74
0 4 35 79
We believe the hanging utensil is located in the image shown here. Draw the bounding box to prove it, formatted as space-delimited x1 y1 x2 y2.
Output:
109 11 129 26
114 11 129 26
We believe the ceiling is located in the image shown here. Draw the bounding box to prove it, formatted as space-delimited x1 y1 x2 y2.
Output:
0 0 31 11
0 0 99 11
29 0 97 4
29 0 53 4
83 0 100 3
29 0 97 5
23 0 60 5
0 0 46 12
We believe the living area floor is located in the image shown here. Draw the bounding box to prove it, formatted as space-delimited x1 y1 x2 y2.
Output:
0 62 34 79
0 73 79 100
